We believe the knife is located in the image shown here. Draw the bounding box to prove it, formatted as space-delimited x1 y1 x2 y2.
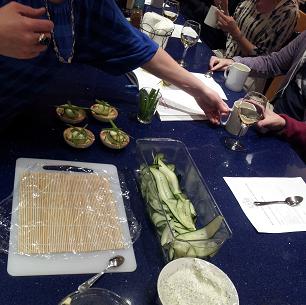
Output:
42 165 94 173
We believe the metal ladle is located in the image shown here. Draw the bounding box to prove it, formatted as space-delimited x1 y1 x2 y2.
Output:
254 196 303 207
59 256 125 305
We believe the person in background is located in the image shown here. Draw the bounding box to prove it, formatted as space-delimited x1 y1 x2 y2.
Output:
0 2 53 58
209 30 306 121
0 0 228 127
257 108 306 162
300 0 306 12
216 0 299 58
178 0 240 50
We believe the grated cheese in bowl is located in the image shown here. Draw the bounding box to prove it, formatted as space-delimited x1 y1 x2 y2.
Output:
158 258 239 305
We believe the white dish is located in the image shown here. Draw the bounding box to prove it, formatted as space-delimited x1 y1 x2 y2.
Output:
157 257 239 305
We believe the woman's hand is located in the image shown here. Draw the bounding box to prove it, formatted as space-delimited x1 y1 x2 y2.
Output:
194 86 229 124
209 56 234 71
216 10 240 37
214 0 229 15
0 2 54 59
256 108 286 133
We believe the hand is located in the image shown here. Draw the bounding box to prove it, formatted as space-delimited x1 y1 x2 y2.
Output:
214 0 228 14
209 56 234 71
0 2 54 59
256 108 286 134
142 48 229 124
216 10 239 36
195 86 229 124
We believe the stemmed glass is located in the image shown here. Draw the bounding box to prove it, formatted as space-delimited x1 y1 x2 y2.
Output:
179 20 201 67
224 91 268 151
162 0 180 22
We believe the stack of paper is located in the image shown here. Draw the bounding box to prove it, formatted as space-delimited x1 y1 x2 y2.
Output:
131 68 227 121
224 177 306 233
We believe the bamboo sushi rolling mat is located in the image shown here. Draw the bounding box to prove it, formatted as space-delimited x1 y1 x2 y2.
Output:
18 171 125 254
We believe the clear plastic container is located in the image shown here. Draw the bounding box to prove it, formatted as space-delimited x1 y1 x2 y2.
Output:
135 138 232 262
58 288 129 305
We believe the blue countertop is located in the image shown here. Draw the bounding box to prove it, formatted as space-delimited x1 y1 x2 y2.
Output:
0 31 305 305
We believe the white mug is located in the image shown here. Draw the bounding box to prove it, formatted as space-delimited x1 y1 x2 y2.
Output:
204 5 219 28
221 100 253 136
224 63 251 92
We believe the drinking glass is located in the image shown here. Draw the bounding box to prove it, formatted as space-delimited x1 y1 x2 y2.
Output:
137 87 162 124
162 0 180 22
224 91 268 151
179 20 201 67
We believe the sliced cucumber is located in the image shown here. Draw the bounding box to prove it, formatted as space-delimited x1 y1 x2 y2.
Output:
176 216 223 241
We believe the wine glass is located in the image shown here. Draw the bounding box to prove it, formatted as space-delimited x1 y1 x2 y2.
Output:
224 91 268 151
179 20 201 67
162 0 180 22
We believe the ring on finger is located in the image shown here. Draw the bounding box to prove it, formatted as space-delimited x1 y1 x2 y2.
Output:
38 33 50 46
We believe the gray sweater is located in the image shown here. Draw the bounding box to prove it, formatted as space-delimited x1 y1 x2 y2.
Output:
233 30 306 93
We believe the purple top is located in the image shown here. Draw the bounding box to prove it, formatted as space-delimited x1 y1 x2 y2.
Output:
233 31 306 90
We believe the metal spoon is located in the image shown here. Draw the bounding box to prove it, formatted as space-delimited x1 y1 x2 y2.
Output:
204 71 213 78
254 196 303 207
59 256 125 305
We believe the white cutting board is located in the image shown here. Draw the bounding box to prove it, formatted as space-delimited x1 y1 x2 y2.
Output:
7 158 137 276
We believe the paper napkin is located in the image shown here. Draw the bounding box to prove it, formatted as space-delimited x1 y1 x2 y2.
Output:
224 177 306 233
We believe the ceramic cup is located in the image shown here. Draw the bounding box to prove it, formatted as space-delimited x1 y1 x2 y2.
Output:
224 63 251 92
204 5 219 28
221 99 250 136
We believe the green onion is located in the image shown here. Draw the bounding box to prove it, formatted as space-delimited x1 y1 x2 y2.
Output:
138 88 160 122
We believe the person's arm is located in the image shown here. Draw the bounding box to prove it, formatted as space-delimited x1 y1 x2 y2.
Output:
209 57 233 71
0 2 53 59
257 109 306 158
142 48 229 124
216 10 256 56
218 1 298 57
210 31 306 77
278 115 306 155
256 108 286 133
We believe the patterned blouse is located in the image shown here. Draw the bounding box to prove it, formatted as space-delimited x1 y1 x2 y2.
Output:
225 0 298 58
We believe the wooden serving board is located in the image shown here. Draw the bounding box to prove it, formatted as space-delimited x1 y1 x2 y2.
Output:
7 158 137 276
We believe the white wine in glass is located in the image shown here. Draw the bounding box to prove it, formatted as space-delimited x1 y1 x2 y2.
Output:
179 20 201 67
225 91 268 151
162 0 179 22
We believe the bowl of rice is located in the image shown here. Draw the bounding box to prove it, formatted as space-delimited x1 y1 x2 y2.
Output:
157 257 239 305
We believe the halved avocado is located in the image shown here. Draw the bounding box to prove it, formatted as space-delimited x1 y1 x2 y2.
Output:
90 104 118 122
63 127 95 149
56 105 86 124
99 129 129 149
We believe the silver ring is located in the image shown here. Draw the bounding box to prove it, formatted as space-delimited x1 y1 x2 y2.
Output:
38 33 50 46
